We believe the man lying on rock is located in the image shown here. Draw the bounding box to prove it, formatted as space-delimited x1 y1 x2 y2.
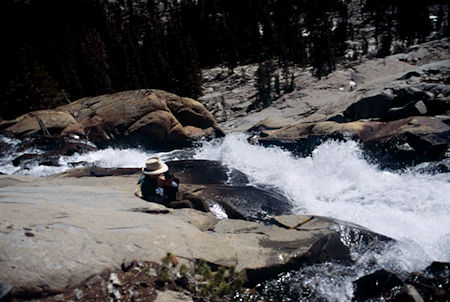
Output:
135 157 210 212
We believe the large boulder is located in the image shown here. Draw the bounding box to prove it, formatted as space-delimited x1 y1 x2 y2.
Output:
256 116 450 167
326 60 450 123
0 110 83 138
0 165 388 299
165 160 292 221
256 116 449 144
0 89 224 149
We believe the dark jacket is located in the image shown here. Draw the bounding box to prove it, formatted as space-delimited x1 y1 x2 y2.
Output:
164 177 179 202
136 174 167 205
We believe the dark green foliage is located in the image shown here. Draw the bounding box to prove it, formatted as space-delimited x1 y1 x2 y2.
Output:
1 0 444 119
156 255 246 300
362 0 439 53
193 259 245 299
311 19 336 79
251 60 280 111
377 31 393 58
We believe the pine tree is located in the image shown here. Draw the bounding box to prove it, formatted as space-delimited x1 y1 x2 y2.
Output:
397 0 432 45
252 60 279 110
166 6 203 98
310 19 336 79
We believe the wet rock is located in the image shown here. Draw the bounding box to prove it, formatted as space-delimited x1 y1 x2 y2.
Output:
256 116 450 169
17 135 86 153
245 232 352 286
362 116 450 168
406 262 450 301
0 141 8 157
197 185 292 221
12 153 59 168
353 269 403 301
167 160 248 186
50 141 98 157
352 262 450 302
11 136 98 170
166 160 290 220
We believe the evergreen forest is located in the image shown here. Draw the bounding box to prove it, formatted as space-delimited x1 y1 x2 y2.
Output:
1 0 448 119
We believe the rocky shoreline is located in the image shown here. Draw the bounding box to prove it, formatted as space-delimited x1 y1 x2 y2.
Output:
0 163 378 299
1 163 448 301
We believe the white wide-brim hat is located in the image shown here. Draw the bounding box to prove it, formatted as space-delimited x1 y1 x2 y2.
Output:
142 157 168 175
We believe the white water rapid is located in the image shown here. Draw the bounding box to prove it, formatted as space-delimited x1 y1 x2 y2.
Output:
194 134 450 267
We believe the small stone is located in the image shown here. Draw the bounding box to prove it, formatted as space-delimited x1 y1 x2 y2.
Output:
405 284 425 302
52 294 66 301
414 101 427 114
85 274 104 288
109 272 121 286
424 91 434 99
73 288 84 300
148 267 158 277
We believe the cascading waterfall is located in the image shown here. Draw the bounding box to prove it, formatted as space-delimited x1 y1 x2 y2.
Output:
195 134 450 264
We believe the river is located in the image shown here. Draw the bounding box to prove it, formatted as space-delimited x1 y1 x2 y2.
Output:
1 133 449 300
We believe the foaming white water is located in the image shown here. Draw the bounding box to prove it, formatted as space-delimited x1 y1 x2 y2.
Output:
58 147 193 169
0 146 187 177
195 133 450 267
59 148 155 169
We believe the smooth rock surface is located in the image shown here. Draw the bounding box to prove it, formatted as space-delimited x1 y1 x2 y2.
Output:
199 39 449 133
0 171 384 298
